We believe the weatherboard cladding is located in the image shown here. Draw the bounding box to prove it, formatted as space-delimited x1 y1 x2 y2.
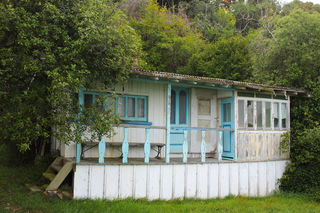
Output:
131 69 307 95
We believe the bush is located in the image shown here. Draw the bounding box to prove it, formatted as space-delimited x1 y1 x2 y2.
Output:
280 126 320 199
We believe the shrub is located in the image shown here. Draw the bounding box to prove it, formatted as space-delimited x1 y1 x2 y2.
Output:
280 126 320 199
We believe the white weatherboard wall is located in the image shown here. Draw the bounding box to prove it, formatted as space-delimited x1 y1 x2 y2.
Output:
74 160 288 200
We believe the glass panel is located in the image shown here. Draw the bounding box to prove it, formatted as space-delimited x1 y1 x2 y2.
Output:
170 91 176 124
105 97 116 113
281 103 287 129
84 94 93 108
179 91 186 124
265 102 271 128
128 97 135 117
274 102 279 128
227 103 231 122
95 95 105 113
238 100 244 128
138 98 145 118
257 101 263 128
247 101 253 128
118 97 126 117
223 104 227 122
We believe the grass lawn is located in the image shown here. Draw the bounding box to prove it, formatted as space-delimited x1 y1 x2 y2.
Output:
0 163 319 213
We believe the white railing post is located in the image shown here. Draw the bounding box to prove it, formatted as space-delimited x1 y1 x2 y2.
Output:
201 130 206 162
182 130 188 163
218 130 223 161
122 127 129 163
144 128 151 163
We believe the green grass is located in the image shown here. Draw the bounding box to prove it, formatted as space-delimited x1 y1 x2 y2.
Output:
0 164 319 213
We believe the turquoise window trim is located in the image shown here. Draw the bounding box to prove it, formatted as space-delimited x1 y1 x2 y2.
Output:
117 94 148 122
82 91 148 122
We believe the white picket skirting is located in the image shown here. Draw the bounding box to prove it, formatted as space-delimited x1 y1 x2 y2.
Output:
73 160 287 200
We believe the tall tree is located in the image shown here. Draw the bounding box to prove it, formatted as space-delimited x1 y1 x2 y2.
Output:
130 0 205 73
0 0 141 156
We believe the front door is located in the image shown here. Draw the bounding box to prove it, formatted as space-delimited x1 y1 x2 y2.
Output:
221 98 234 159
170 88 189 153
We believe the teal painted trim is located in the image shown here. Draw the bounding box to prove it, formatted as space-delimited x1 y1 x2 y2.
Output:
128 78 235 91
220 92 235 160
201 130 206 162
120 122 152 125
76 88 84 164
76 144 81 164
98 135 105 163
182 130 188 163
144 128 150 163
119 95 148 122
166 83 171 163
122 127 129 163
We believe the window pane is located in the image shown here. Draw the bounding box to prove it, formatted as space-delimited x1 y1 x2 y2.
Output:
105 97 116 113
128 97 135 117
171 91 176 124
274 102 279 128
257 101 263 128
84 94 93 108
238 100 244 128
247 101 253 128
227 103 231 122
118 97 126 117
179 91 186 124
138 98 145 118
95 95 105 113
266 102 271 128
281 103 287 129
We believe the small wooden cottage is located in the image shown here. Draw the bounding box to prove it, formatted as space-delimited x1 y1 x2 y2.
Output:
50 69 306 200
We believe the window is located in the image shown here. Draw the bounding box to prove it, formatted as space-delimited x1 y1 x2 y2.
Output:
265 102 271 128
170 91 176 123
238 100 245 128
82 92 148 122
117 95 148 121
257 101 263 128
84 94 93 108
179 91 187 124
237 93 289 130
247 101 254 128
274 103 279 128
281 103 287 129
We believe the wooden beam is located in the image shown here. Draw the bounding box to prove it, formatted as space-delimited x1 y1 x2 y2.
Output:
165 83 171 163
46 162 74 191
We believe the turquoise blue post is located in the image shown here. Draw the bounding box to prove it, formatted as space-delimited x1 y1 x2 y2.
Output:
218 130 223 161
182 130 188 163
76 88 84 163
201 130 206 162
165 83 171 163
122 127 129 163
98 135 106 163
144 128 151 163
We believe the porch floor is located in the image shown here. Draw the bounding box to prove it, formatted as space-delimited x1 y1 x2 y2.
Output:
74 157 231 165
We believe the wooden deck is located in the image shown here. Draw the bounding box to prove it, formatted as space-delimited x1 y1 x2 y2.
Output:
76 157 226 165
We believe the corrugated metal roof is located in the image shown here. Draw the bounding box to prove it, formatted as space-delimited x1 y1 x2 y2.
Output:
131 69 308 96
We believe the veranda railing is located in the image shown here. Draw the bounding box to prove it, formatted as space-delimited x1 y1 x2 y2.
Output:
76 124 234 164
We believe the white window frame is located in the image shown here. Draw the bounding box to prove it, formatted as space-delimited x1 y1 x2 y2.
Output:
237 93 290 131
